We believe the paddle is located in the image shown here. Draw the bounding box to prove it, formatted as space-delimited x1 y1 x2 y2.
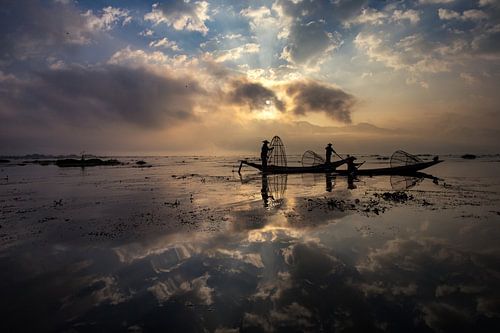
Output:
355 161 366 169
333 150 344 160
337 150 365 172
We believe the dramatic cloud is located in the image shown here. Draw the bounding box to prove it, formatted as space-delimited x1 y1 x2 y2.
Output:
214 43 260 62
274 0 367 67
281 21 342 67
355 237 500 331
392 9 421 24
438 9 488 21
285 80 355 123
229 80 285 112
0 65 203 129
149 273 214 306
354 31 460 87
419 0 455 4
149 38 181 51
479 0 500 7
472 28 500 57
345 8 420 27
344 8 388 27
83 6 132 32
1 0 500 153
0 0 94 63
108 47 173 67
275 0 368 23
144 1 210 35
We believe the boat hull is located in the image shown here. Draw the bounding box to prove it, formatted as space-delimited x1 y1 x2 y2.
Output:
240 160 442 175
240 160 347 174
337 160 443 175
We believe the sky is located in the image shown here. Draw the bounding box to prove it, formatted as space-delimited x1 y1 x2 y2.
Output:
0 0 499 155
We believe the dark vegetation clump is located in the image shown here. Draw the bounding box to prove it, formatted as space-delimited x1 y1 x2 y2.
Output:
30 160 53 165
55 158 122 167
375 191 413 203
461 154 476 159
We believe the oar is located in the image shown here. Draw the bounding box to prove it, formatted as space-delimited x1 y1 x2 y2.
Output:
354 161 366 170
336 151 365 171
329 147 344 160
333 150 344 160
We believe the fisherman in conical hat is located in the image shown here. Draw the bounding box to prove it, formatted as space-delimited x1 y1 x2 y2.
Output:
325 143 335 164
261 139 274 171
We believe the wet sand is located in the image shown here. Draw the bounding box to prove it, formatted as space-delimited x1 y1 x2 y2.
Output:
0 155 499 332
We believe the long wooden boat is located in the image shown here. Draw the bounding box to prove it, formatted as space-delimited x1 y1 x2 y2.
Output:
239 159 442 175
239 159 349 174
337 160 442 176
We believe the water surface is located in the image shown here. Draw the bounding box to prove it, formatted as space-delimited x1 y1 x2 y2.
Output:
0 155 499 332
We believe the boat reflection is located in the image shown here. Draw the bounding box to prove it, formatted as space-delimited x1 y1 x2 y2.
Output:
348 174 357 190
390 172 441 190
390 175 424 190
261 174 288 208
326 173 335 192
247 171 442 208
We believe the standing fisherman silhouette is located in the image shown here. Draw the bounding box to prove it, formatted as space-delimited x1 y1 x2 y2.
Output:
261 140 274 171
325 143 335 164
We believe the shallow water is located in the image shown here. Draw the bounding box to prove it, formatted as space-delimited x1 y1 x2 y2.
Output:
0 156 499 332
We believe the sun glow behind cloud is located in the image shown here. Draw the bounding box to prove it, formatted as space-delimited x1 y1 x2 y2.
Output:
0 0 499 154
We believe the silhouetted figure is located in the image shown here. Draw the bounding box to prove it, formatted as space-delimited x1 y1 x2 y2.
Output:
261 175 270 207
346 155 358 177
261 140 273 171
325 143 335 164
326 173 335 192
348 174 357 189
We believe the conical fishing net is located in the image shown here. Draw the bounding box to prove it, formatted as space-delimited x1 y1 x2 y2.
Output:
269 174 287 202
268 136 287 167
301 150 325 167
390 175 423 190
390 150 422 168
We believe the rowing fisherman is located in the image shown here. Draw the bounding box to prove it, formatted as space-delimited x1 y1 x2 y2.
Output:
346 155 358 189
346 155 358 176
261 140 274 171
325 143 335 164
